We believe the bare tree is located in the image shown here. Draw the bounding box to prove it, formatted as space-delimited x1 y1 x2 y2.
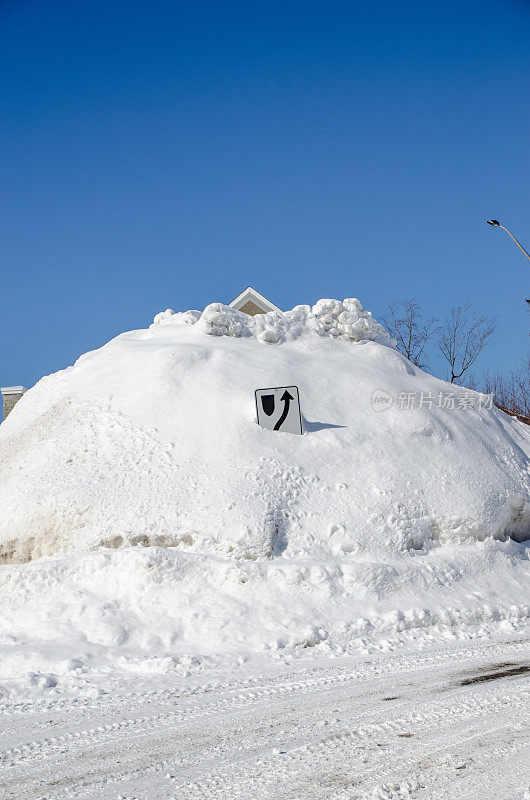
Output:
512 357 530 419
382 299 438 368
438 304 496 384
483 358 530 422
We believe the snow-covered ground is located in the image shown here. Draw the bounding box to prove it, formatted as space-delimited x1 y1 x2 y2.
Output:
1 633 528 799
0 297 528 797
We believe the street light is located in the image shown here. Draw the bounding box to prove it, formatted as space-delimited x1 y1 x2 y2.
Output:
486 219 530 262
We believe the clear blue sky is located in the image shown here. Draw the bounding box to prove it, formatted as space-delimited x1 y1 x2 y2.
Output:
1 0 529 389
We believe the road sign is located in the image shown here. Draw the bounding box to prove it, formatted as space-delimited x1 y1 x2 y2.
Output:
255 386 303 435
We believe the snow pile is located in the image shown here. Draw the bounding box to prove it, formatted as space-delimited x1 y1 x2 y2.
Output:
151 298 395 346
0 540 527 699
0 297 529 697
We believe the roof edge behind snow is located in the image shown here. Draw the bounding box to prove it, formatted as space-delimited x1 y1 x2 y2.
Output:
228 286 281 313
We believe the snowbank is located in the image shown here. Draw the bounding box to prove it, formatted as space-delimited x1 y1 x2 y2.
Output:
0 540 527 699
0 297 528 696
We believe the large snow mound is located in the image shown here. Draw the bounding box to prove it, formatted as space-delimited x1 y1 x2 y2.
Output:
1 297 529 566
0 297 529 697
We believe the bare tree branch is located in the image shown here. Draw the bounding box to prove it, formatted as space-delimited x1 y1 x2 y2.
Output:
382 299 438 368
437 304 496 384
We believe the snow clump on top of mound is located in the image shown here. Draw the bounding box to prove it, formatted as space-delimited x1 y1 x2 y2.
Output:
151 297 395 347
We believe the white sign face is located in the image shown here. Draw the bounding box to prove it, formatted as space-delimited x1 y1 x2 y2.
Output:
255 386 303 435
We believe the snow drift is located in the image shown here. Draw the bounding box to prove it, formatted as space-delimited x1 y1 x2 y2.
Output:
0 298 528 696
1 297 528 564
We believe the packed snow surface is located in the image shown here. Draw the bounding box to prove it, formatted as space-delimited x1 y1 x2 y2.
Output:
1 637 528 799
0 297 528 698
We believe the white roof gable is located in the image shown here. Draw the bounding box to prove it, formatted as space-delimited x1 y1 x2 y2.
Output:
228 286 281 314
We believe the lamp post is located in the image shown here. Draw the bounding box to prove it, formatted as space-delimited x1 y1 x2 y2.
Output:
486 219 530 262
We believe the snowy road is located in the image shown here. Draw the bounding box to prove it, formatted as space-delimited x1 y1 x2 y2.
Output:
1 637 528 800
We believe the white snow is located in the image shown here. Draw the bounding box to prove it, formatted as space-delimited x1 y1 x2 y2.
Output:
0 297 528 703
152 297 394 345
0 636 528 799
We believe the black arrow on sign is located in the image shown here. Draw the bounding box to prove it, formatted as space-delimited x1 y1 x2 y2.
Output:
274 390 294 430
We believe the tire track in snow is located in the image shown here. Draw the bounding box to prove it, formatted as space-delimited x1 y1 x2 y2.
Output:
1 639 527 767
2 635 527 719
1 640 528 800
4 676 529 799
319 718 529 800
172 690 529 800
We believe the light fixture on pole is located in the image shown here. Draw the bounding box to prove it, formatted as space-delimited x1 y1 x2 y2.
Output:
486 219 530 262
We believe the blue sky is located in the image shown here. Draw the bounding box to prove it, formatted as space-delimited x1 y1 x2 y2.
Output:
1 0 529 389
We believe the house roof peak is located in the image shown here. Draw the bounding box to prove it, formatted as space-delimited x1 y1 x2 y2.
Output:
228 286 281 316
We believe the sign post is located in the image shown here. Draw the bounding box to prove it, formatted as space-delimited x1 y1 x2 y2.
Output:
255 386 303 435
